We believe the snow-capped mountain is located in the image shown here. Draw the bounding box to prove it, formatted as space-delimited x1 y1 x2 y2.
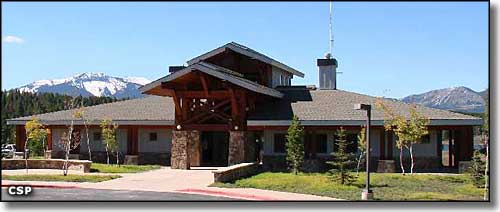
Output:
17 72 151 99
401 86 487 113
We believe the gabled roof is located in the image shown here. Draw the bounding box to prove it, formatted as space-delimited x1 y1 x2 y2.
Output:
7 89 481 126
139 61 284 98
186 42 305 78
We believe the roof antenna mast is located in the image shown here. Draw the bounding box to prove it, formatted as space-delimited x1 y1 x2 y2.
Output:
329 1 333 59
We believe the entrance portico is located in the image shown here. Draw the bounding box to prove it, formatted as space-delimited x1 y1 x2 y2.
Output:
141 61 283 169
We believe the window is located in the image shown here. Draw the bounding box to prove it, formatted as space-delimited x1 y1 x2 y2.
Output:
421 134 431 144
149 132 158 141
273 134 286 153
334 133 358 153
304 133 327 158
279 74 283 85
346 134 358 153
93 132 102 141
316 134 328 154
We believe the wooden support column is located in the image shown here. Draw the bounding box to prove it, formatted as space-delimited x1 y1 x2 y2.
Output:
379 129 386 160
16 125 26 152
46 128 53 151
436 130 443 163
311 130 317 159
127 127 139 155
449 130 454 167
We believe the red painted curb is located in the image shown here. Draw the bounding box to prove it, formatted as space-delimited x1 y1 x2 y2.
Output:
1 184 80 189
176 189 278 201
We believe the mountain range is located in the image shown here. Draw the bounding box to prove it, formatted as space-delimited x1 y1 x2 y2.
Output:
12 72 488 113
401 86 488 114
16 73 151 99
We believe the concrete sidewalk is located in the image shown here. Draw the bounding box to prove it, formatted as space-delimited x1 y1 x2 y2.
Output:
2 167 338 201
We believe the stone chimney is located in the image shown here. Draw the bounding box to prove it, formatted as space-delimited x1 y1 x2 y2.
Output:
317 53 338 90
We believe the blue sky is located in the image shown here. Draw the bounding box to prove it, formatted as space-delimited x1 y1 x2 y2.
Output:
1 2 488 98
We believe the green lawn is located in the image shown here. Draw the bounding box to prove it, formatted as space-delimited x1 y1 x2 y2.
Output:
90 163 161 173
2 174 121 183
212 172 485 201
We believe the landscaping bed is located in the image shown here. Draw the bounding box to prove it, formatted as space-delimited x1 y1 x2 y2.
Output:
211 172 485 201
2 174 121 183
90 163 161 173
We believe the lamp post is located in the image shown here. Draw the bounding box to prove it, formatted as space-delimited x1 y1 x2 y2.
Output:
354 103 373 200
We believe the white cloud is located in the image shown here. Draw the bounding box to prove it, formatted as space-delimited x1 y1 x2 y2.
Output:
3 35 25 44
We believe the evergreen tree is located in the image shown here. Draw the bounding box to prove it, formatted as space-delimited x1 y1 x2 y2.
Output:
1 89 123 145
470 150 485 188
328 127 357 185
285 115 304 175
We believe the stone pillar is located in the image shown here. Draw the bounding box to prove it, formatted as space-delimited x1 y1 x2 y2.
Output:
188 130 201 167
171 130 190 169
228 131 246 166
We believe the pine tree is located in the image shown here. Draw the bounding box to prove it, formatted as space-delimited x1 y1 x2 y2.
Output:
285 115 304 175
1 89 124 145
328 127 357 185
470 150 485 188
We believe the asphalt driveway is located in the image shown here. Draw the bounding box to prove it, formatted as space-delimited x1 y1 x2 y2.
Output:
1 188 235 201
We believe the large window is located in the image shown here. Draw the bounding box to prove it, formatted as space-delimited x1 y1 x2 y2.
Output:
274 134 286 153
149 132 158 142
93 132 102 141
346 134 358 153
305 133 328 158
421 134 431 144
316 134 328 153
334 133 358 153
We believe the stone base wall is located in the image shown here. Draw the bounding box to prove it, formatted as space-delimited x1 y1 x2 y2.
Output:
124 155 139 165
458 161 472 173
263 155 443 173
377 160 396 173
393 156 442 172
262 155 333 172
2 159 91 173
139 153 171 166
262 155 287 172
213 162 261 183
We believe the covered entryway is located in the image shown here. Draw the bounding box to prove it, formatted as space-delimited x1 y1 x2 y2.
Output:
140 60 284 170
201 131 229 167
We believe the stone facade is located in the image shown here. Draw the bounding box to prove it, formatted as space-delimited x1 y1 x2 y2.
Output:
376 160 396 173
2 159 91 173
139 152 171 165
124 155 139 165
171 130 199 169
188 131 201 167
458 161 472 173
228 131 246 166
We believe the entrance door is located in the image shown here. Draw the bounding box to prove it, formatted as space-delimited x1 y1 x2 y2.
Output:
200 131 229 166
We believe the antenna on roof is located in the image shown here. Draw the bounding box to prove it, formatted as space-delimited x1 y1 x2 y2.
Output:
327 2 342 74
329 1 333 58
